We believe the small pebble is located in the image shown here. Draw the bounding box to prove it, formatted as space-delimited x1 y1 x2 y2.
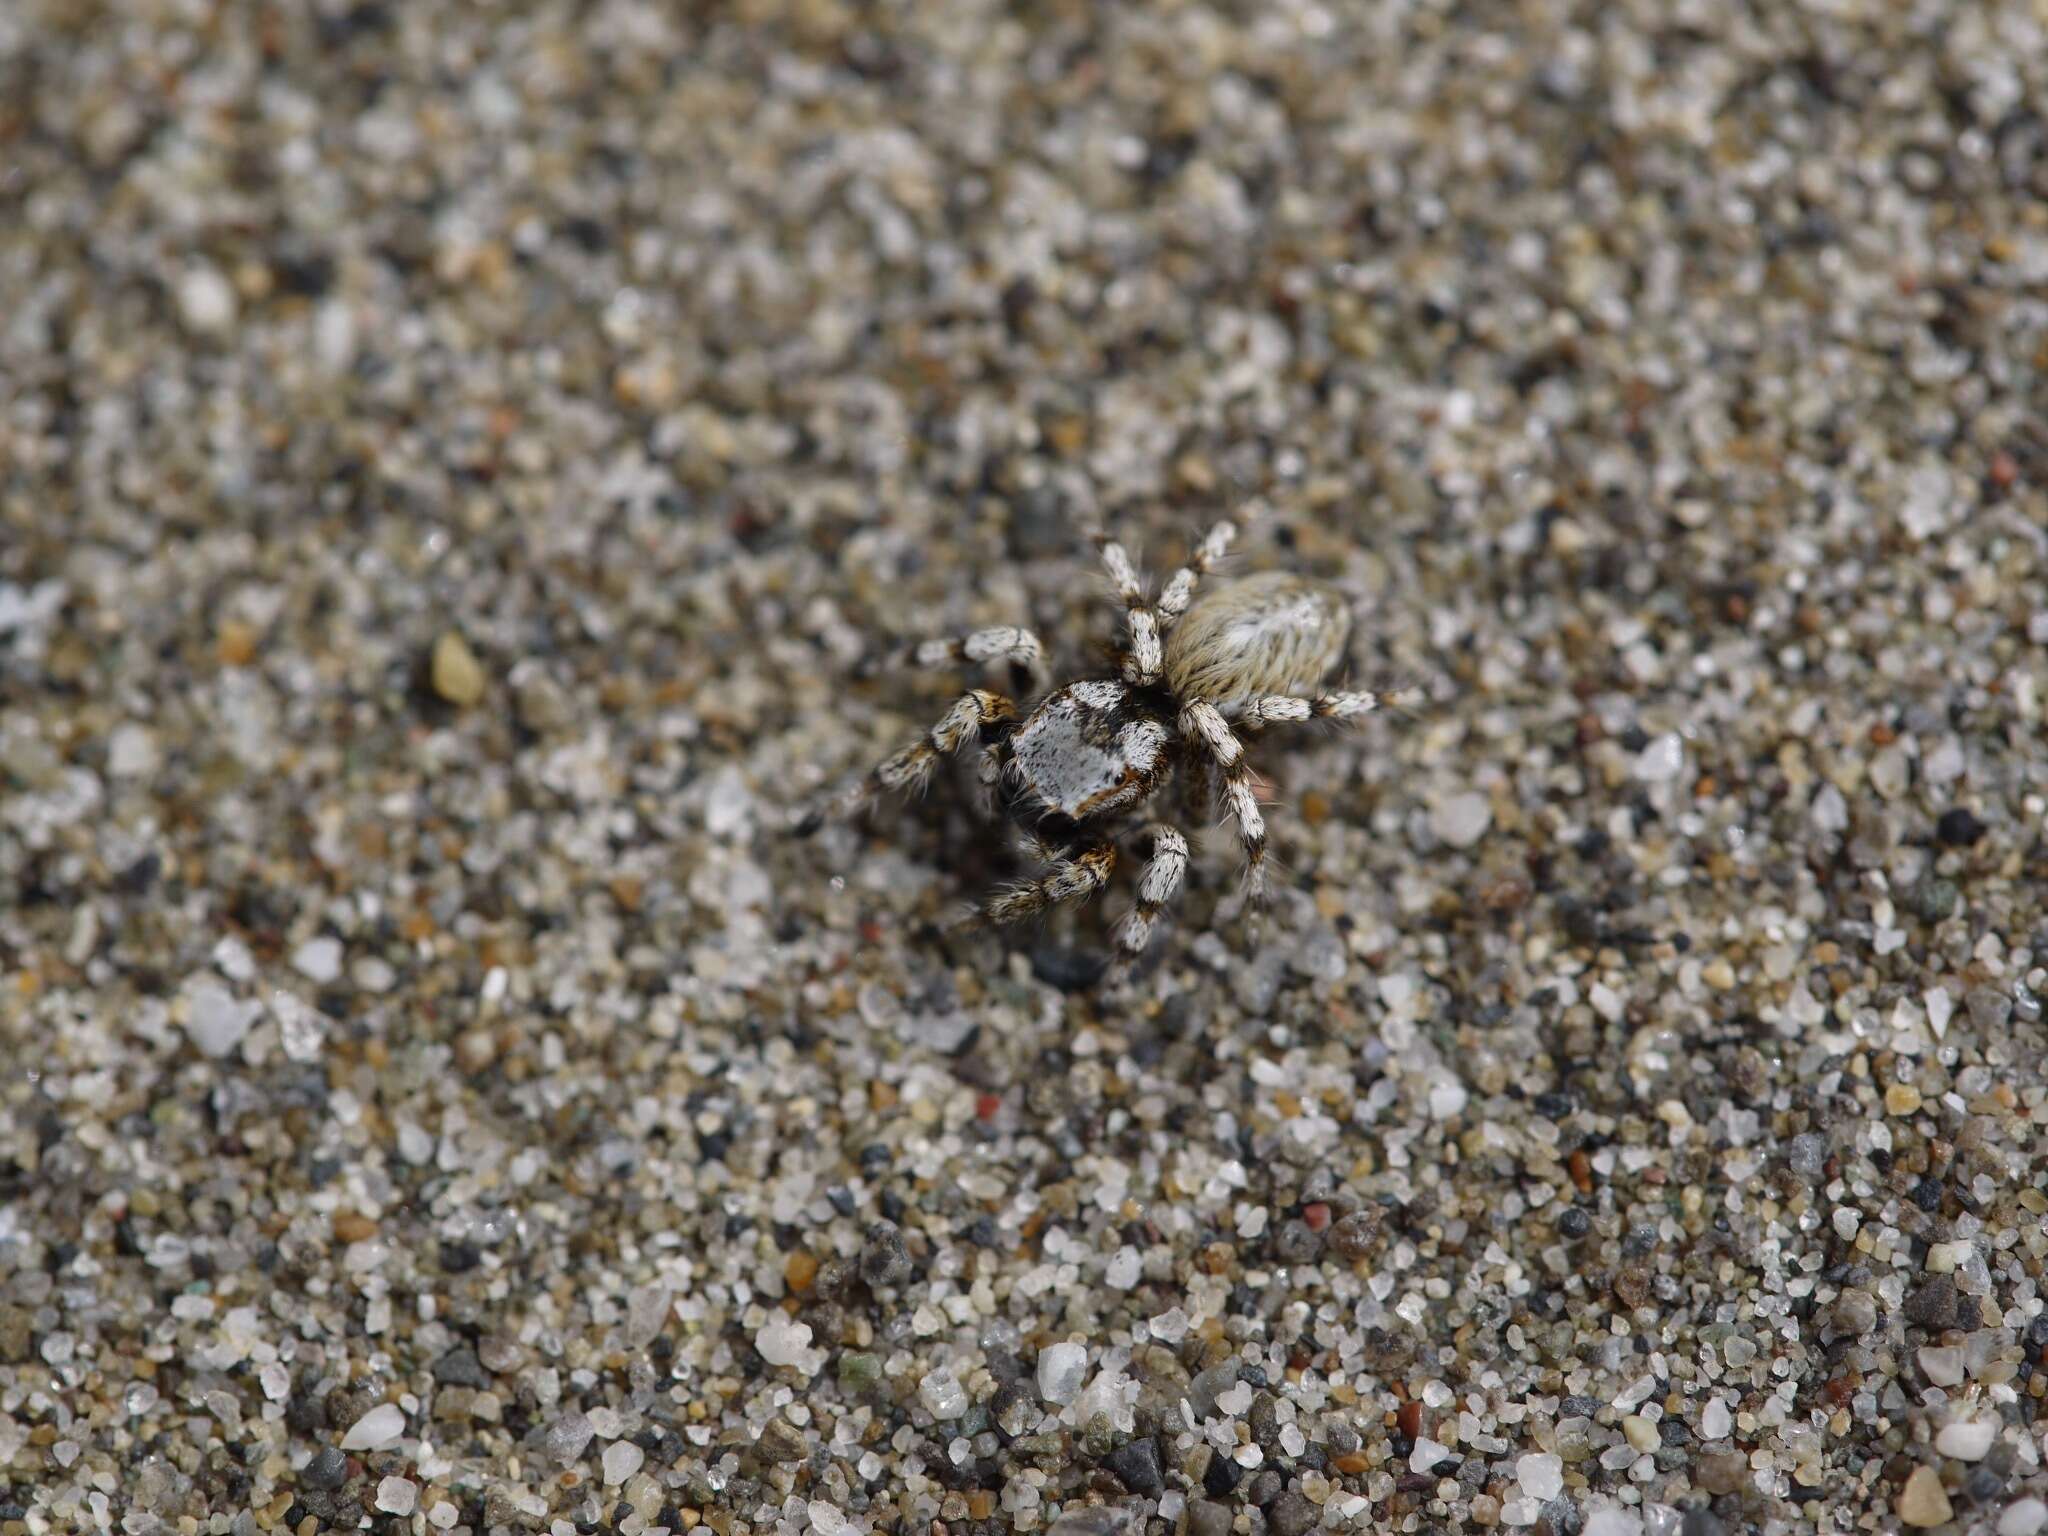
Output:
1104 1247 1141 1289
375 1477 418 1516
860 1222 913 1287
759 1420 809 1462
1905 1276 1959 1329
1934 807 1985 845
1431 791 1492 849
545 1412 594 1464
1695 1455 1749 1496
107 723 159 778
1273 1218 1323 1264
1102 1437 1164 1497
430 630 487 707
1326 1209 1381 1261
1038 1342 1088 1405
181 979 262 1059
432 1345 488 1388
1918 1346 1966 1387
1830 1288 1877 1336
293 936 344 984
301 1447 348 1489
1911 878 1958 923
1267 1492 1318 1536
176 264 238 334
1634 733 1685 782
1413 1438 1454 1473
1966 986 2012 1030
1045 1508 1136 1536
271 990 329 1061
755 1313 816 1371
1517 1453 1564 1502
601 1440 644 1485
1869 746 1911 800
1934 1419 1996 1461
1698 1399 1732 1441
339 1402 405 1452
836 1351 880 1390
918 1367 968 1420
1898 1467 1953 1528
1787 1133 1827 1176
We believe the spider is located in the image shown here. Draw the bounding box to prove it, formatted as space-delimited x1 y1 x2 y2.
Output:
797 515 1411 962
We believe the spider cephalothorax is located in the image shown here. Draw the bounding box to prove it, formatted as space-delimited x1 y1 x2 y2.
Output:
799 516 1411 960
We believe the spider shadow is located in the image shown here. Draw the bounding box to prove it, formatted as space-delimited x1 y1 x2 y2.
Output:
922 796 1203 995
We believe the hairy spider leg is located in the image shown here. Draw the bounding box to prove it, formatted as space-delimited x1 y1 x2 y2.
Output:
1112 824 1190 958
1179 699 1266 897
957 843 1118 930
1232 686 1417 726
793 688 1018 834
1156 519 1237 628
876 626 1047 686
1090 526 1164 686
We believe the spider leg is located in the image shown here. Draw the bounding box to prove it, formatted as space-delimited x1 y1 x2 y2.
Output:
1091 526 1146 610
879 626 1047 686
1112 824 1189 959
1156 519 1236 629
792 688 1018 834
974 738 1013 817
1180 699 1267 898
1095 515 1237 686
1232 685 1419 726
956 843 1116 930
1090 525 1164 686
1181 748 1217 823
1010 824 1072 867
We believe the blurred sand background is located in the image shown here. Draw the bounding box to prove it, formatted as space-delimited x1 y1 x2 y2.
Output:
3 1 2047 1533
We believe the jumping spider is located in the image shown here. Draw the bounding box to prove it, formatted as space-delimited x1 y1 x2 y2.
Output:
799 515 1412 962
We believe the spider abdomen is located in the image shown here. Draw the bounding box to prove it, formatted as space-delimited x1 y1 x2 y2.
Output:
1009 680 1171 822
1164 571 1351 705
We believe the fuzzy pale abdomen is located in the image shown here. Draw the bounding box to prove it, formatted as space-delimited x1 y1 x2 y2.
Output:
1164 572 1351 705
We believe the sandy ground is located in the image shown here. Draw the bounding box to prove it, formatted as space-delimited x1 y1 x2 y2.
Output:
3 1 2048 1534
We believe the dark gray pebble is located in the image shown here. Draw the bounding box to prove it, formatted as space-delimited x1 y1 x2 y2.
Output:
1101 1436 1164 1497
